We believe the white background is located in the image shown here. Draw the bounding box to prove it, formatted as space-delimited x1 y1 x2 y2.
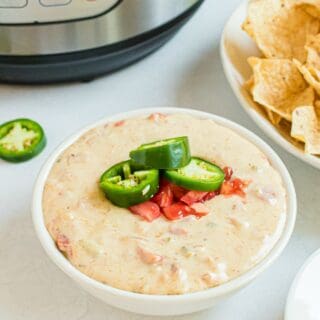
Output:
0 1 319 319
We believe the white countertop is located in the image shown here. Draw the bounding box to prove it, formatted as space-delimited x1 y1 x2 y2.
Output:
0 1 319 319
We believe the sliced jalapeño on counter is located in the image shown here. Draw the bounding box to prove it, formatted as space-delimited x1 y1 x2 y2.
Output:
130 136 191 169
164 157 225 191
0 118 46 162
100 160 159 208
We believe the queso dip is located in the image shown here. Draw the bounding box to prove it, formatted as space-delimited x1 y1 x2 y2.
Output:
43 113 287 295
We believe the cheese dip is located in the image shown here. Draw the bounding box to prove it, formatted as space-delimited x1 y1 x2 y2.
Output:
43 114 287 295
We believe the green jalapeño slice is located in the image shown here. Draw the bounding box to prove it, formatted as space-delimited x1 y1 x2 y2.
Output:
99 160 159 208
0 118 46 162
164 157 225 191
129 136 191 169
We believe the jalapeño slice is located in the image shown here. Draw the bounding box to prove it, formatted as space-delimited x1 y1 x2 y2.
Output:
0 118 46 163
164 157 225 191
129 136 191 169
99 160 159 208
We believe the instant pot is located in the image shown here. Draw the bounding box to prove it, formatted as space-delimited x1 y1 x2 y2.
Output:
0 0 204 84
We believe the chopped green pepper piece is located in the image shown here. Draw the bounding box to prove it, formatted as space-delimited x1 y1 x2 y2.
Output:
123 162 131 179
129 136 191 169
100 160 159 208
107 176 121 184
0 118 46 163
164 157 225 191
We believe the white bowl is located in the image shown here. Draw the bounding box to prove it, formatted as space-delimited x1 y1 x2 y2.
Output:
285 249 320 320
32 107 297 316
220 1 320 170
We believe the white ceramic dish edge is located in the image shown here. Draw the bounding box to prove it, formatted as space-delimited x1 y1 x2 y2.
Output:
220 1 320 170
285 248 320 320
32 107 297 316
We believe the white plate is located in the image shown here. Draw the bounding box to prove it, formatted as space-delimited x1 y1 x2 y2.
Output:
285 249 320 320
220 1 320 170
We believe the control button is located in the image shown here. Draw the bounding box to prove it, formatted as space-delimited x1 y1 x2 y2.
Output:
39 0 71 6
0 0 27 8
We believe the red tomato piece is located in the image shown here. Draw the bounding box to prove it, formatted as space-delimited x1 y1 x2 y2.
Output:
220 178 248 197
220 181 234 195
233 178 245 189
180 190 208 206
232 178 247 197
223 166 233 181
129 201 161 222
158 178 170 187
151 180 173 208
190 203 210 216
170 183 188 200
163 202 194 220
203 191 218 201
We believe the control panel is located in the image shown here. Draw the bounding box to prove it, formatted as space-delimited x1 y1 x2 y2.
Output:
0 0 119 24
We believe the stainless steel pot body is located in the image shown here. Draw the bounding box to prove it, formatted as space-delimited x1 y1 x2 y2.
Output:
0 0 201 55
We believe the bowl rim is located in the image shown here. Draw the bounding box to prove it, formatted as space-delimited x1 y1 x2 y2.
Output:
32 107 296 302
220 0 320 170
284 248 320 320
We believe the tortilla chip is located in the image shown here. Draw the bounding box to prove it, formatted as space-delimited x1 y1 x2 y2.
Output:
291 105 320 154
315 100 320 116
294 59 320 95
291 0 320 18
245 73 282 125
248 57 315 121
292 35 320 94
305 57 320 80
244 0 320 62
266 109 283 125
305 34 320 79
306 34 320 67
277 118 305 149
241 18 255 38
243 76 254 91
291 106 313 142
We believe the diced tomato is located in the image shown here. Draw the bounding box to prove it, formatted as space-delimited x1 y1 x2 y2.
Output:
114 120 125 127
151 179 173 208
223 166 233 181
170 183 188 200
232 178 248 197
203 191 218 201
190 203 210 216
163 202 194 220
220 181 234 195
220 178 248 198
233 178 245 189
158 178 170 187
181 190 208 206
129 201 161 222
